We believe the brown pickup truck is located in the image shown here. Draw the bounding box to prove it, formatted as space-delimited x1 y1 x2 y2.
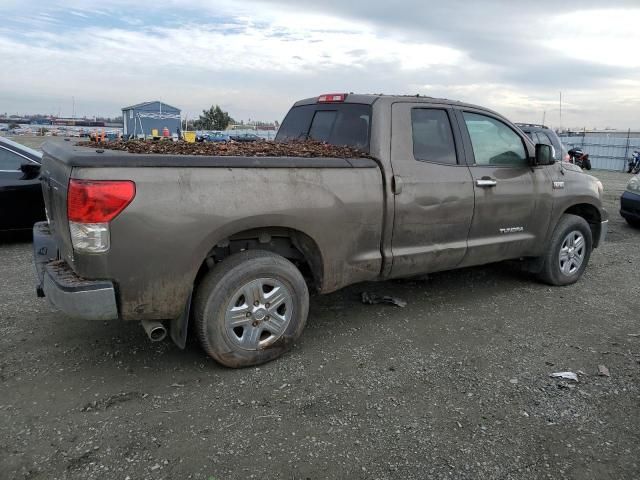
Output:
33 93 608 367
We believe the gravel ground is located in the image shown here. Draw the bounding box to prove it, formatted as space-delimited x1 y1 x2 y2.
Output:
1 170 639 480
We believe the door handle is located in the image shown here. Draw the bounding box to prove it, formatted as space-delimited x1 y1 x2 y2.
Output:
476 178 497 187
392 175 403 195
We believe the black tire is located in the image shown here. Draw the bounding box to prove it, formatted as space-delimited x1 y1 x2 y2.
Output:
194 250 309 368
537 214 593 286
584 158 592 170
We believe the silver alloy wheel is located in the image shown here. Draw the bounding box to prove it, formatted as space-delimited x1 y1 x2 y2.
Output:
558 230 586 276
224 277 293 351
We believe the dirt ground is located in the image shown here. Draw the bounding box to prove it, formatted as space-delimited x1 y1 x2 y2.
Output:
0 170 638 480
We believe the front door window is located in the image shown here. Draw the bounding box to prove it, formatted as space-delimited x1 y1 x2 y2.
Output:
463 113 527 167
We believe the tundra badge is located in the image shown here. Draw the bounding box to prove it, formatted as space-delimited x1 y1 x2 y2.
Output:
499 227 524 234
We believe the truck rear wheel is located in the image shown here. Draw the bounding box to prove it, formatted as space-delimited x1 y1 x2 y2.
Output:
537 214 593 286
194 250 309 368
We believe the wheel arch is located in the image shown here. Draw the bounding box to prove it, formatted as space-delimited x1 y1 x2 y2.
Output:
193 225 325 293
562 202 603 247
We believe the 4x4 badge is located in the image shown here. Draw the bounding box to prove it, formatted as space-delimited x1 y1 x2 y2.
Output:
553 181 565 189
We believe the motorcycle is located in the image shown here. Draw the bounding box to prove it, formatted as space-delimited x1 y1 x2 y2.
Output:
567 147 592 170
628 150 640 174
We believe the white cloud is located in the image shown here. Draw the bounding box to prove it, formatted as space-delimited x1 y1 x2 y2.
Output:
69 10 90 18
543 8 640 68
2 17 464 73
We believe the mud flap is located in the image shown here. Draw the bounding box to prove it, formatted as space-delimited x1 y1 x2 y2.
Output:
170 291 192 350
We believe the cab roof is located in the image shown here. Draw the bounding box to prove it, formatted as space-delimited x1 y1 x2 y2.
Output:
293 93 497 114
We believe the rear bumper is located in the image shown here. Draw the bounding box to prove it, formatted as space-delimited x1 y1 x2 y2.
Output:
33 222 118 321
620 190 640 221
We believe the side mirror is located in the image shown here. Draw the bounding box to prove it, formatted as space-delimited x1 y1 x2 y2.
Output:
534 143 555 166
20 162 41 179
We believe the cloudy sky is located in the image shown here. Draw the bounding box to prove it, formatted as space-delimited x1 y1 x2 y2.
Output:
1 0 639 128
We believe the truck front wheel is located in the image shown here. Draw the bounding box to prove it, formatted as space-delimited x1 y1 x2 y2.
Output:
194 250 309 367
537 214 593 286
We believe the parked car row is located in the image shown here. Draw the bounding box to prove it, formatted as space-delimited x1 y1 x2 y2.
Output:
196 131 264 143
229 133 262 142
196 131 230 142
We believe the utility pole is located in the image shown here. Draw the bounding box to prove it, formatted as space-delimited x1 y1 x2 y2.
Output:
72 96 75 119
542 110 546 126
559 91 562 131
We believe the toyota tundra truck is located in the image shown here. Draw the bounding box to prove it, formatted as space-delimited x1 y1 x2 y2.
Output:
33 94 608 367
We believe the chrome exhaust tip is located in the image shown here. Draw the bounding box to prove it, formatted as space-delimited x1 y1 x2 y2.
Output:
141 320 167 342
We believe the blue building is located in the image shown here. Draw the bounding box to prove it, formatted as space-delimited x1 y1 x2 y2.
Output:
122 101 181 138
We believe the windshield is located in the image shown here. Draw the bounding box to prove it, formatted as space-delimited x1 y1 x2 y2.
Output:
276 103 371 152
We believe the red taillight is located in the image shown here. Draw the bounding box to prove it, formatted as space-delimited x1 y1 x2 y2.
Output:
318 93 346 103
68 179 136 223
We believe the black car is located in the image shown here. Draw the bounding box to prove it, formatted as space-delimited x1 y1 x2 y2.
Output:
515 123 568 163
229 133 262 142
621 174 640 228
0 137 45 231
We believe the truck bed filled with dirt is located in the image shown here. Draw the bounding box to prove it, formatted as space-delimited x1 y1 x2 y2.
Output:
77 139 373 158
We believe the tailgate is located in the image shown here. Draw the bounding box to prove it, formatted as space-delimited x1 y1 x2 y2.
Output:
40 149 74 265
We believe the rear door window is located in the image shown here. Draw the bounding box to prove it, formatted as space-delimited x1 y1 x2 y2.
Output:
411 108 457 164
276 104 371 152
